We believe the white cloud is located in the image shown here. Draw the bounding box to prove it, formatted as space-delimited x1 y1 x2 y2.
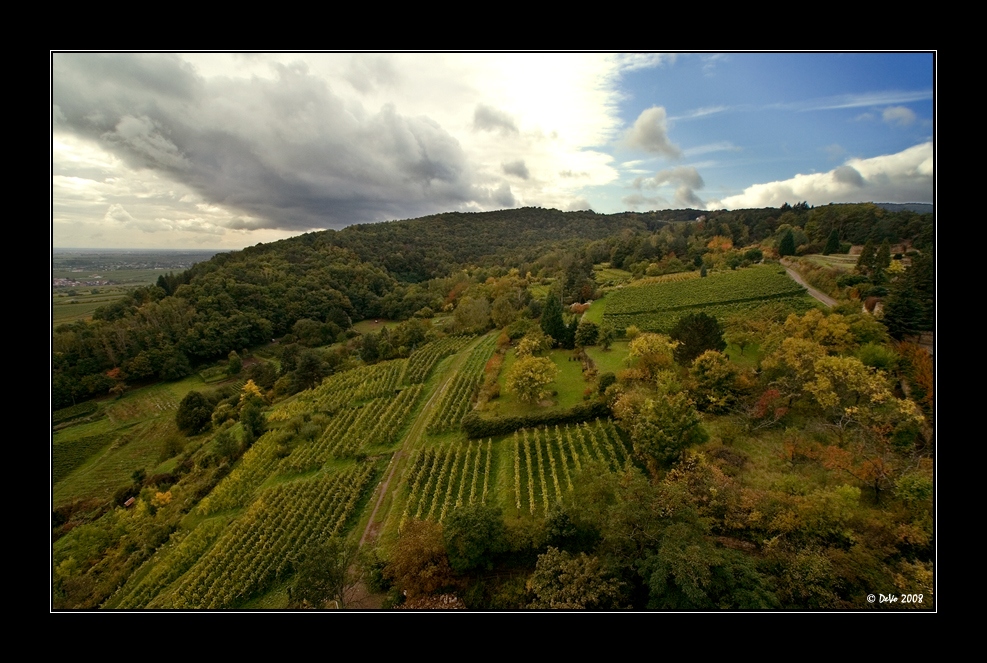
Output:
711 142 933 209
683 141 740 158
882 105 916 127
624 106 681 158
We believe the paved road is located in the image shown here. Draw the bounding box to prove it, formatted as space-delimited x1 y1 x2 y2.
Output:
782 262 837 308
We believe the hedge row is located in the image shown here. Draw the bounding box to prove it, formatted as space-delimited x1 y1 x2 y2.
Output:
461 401 610 439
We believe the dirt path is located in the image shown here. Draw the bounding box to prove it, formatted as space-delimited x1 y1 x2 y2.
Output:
357 335 487 549
782 261 837 308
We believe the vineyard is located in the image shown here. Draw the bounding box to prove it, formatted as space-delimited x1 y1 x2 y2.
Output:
400 439 494 527
603 264 814 332
160 464 376 608
426 335 498 434
511 421 629 517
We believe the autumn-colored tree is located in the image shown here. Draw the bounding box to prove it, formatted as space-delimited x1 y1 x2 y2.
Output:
761 337 827 404
514 330 552 358
778 309 855 355
505 355 558 404
626 332 677 380
804 355 922 439
527 547 626 609
614 389 708 475
384 520 455 599
689 350 739 413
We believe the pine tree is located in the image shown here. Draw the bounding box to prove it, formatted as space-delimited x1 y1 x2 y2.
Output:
875 240 891 271
778 229 796 257
856 239 876 274
540 294 567 347
823 229 840 255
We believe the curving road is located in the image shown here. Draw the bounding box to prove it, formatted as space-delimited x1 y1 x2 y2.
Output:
782 261 836 308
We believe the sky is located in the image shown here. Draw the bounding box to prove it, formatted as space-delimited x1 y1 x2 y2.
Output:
52 52 935 250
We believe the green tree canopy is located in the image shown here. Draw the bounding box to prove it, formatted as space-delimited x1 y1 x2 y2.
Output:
670 312 726 365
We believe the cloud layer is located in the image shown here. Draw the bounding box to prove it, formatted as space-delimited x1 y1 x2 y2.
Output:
52 53 626 246
711 142 933 209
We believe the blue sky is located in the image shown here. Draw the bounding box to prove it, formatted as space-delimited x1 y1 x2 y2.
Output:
52 52 934 249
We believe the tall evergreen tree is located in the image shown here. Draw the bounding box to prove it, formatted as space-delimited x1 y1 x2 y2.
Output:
856 239 876 274
875 240 892 271
540 294 567 347
778 229 796 257
823 229 840 255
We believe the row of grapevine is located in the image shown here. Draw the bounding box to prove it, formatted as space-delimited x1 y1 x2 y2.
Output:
282 384 424 472
512 420 629 516
402 335 473 385
426 335 497 434
163 464 375 609
113 518 226 609
196 429 289 516
269 359 406 423
400 439 493 528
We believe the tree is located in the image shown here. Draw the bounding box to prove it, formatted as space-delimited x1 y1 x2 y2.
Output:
290 537 354 609
615 390 708 474
689 350 739 413
670 312 726 365
384 520 454 599
226 350 242 376
176 391 213 435
454 296 491 334
540 294 567 347
574 320 599 347
505 355 558 404
443 503 508 573
823 229 840 255
527 547 626 609
856 239 876 274
875 240 892 271
778 229 796 257
627 332 677 380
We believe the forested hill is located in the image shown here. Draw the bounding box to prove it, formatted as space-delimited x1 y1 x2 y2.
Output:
53 203 932 410
233 207 665 283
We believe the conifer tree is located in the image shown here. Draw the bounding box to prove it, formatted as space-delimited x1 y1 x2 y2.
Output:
856 239 876 274
823 229 840 255
540 294 567 347
778 229 796 257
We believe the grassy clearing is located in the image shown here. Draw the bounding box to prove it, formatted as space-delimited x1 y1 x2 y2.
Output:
585 342 630 376
352 319 400 334
725 343 763 369
800 254 857 270
593 264 634 289
52 293 126 327
493 348 590 417
581 298 606 325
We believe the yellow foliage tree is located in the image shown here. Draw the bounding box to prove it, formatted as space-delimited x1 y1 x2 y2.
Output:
505 355 558 404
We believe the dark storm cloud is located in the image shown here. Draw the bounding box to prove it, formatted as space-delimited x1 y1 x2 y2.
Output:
52 54 493 230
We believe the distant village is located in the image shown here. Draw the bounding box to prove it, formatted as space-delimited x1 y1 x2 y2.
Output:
53 277 112 288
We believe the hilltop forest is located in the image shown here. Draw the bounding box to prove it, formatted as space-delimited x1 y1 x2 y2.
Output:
52 203 935 610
